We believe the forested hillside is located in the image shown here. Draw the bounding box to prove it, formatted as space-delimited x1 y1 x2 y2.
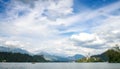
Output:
0 52 47 62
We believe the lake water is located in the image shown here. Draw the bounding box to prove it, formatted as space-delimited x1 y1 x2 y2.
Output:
0 63 120 69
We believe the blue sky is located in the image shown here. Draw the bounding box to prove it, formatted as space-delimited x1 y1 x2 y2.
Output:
0 0 120 56
73 0 119 13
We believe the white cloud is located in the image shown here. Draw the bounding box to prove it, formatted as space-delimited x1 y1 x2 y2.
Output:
70 17 120 51
71 33 96 42
0 0 74 36
70 33 106 49
0 37 30 49
4 40 29 48
92 15 120 48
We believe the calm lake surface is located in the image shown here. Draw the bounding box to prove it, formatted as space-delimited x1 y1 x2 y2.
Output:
0 63 120 69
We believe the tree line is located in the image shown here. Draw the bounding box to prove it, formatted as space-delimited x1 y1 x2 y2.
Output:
0 52 47 62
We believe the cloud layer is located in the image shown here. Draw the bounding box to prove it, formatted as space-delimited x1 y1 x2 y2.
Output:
0 0 120 56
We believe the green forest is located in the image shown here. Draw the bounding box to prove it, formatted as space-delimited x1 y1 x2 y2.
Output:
0 52 47 62
77 45 120 63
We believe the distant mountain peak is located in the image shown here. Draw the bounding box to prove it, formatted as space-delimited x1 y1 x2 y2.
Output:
36 51 84 62
0 46 30 54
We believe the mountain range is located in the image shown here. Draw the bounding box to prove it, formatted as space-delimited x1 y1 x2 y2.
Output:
0 45 120 63
0 46 84 62
38 52 84 62
0 46 47 62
